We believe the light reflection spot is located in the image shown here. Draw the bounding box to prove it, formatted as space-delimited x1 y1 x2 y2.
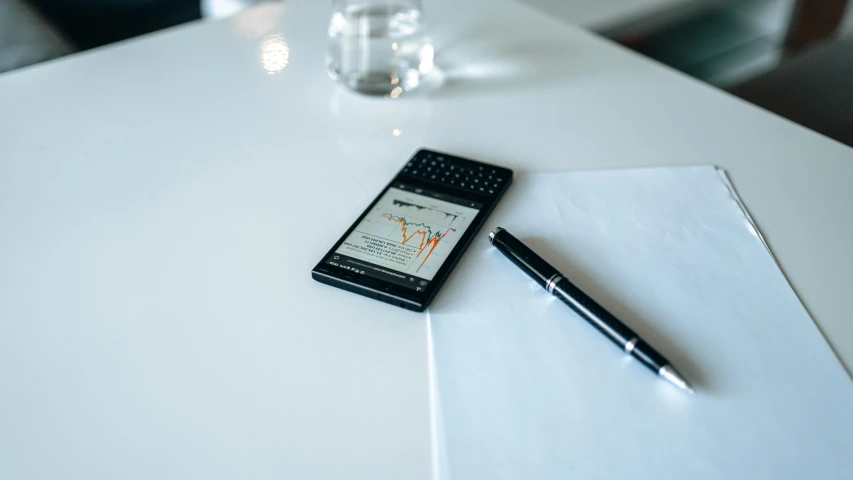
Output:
261 35 290 74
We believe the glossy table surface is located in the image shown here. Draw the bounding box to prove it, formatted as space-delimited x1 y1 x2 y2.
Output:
1 0 851 478
518 0 718 31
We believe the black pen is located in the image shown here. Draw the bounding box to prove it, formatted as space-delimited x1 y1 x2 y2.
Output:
488 227 694 394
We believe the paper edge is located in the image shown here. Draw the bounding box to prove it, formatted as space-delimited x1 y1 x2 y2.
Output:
714 168 778 265
427 316 451 480
714 167 853 381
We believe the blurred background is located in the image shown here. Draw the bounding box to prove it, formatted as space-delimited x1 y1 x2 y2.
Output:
1 0 850 145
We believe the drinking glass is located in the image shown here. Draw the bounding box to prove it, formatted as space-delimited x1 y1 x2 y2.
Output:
326 0 434 96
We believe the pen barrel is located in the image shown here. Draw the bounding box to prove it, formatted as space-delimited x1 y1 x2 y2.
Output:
629 339 668 372
553 278 668 371
552 278 636 346
490 227 671 374
490 228 560 288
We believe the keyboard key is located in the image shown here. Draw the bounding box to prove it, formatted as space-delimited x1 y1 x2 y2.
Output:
401 154 506 197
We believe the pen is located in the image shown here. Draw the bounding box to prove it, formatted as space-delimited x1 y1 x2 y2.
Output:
488 227 694 394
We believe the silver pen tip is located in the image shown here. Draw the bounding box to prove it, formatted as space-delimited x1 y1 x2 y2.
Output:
659 365 694 394
488 227 504 243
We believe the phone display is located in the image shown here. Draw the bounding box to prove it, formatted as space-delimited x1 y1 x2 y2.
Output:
327 183 481 292
313 149 512 311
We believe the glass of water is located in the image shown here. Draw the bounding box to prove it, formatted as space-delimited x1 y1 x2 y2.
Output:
327 0 434 96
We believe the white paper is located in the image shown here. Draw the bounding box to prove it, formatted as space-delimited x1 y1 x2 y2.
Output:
427 167 853 480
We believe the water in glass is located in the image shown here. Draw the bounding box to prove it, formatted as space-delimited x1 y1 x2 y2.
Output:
327 1 434 95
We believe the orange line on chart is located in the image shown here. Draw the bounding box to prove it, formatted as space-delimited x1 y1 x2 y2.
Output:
381 214 456 271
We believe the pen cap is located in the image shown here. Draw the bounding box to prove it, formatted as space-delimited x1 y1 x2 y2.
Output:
489 227 561 288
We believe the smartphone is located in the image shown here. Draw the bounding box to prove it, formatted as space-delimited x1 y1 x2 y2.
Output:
312 149 513 311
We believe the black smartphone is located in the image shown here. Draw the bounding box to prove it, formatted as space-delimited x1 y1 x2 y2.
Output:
312 149 513 311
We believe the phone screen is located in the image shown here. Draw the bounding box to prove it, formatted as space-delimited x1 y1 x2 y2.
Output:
324 182 482 292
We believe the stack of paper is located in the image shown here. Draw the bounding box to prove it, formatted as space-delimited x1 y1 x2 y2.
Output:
427 167 853 480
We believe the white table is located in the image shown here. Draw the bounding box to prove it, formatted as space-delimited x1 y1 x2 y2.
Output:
518 0 728 32
1 1 851 478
